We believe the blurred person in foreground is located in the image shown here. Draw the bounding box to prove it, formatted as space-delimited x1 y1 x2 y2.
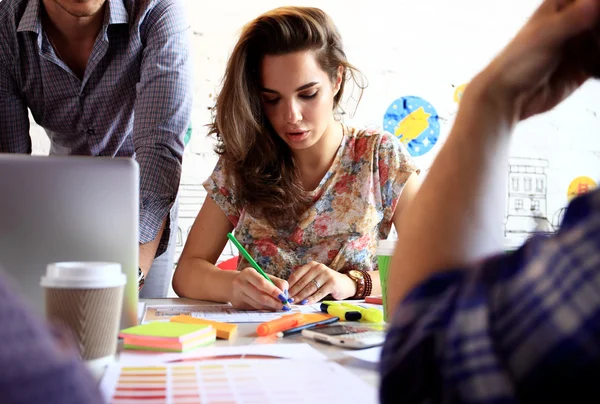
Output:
0 267 103 404
381 0 600 402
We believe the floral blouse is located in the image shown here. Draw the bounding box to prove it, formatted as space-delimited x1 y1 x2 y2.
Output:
203 125 419 279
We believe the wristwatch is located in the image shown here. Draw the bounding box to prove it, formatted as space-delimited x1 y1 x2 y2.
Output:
138 267 145 292
344 269 372 299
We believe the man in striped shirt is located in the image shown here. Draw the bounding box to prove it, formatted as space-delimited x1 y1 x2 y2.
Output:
0 0 192 297
381 0 600 402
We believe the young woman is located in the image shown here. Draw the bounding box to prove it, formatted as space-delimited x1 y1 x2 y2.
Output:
172 6 420 310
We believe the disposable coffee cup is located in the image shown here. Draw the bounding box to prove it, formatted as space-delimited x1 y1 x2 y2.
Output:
377 239 396 322
41 262 125 368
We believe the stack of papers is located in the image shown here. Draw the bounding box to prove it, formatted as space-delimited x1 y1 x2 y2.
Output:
141 303 321 323
119 321 216 353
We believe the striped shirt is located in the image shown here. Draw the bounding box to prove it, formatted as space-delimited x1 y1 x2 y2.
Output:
0 0 193 253
380 189 600 403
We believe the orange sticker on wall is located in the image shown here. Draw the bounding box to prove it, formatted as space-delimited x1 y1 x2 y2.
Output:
454 83 467 103
567 176 597 201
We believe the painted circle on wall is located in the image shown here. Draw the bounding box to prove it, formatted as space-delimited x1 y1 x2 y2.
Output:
383 96 440 157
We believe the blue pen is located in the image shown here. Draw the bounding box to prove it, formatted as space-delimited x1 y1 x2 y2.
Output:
276 316 340 337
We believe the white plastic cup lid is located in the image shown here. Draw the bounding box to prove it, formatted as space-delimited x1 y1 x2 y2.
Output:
377 239 397 256
41 262 126 289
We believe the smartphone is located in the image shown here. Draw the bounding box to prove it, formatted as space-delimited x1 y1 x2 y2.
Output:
301 324 386 349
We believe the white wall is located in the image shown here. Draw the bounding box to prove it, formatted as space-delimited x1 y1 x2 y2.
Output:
28 0 600 258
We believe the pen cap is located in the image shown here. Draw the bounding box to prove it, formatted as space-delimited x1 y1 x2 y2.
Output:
256 313 304 336
327 305 361 321
320 301 341 313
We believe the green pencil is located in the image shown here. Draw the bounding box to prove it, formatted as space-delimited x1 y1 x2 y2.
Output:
226 232 291 308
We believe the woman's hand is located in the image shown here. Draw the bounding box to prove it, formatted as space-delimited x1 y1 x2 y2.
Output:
288 261 356 305
229 267 292 311
472 0 599 122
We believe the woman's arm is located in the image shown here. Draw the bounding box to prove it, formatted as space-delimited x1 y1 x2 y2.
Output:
173 197 291 310
172 197 236 302
372 171 422 296
391 171 422 231
387 85 512 316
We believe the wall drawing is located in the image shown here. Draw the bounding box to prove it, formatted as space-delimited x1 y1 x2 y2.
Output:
383 96 441 157
504 158 553 246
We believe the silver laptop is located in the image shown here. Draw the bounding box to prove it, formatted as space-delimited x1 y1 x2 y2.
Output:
0 154 139 329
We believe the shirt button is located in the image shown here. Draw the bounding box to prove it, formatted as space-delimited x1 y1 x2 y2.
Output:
86 128 95 135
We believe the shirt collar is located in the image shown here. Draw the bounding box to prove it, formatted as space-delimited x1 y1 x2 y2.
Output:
106 0 129 26
17 0 42 34
16 0 129 35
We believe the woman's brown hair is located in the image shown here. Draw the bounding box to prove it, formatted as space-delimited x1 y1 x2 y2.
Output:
209 6 364 228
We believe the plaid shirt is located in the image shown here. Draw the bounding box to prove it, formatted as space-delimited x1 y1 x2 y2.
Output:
380 189 600 403
0 0 192 253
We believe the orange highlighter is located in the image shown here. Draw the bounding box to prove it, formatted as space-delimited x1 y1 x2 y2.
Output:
256 313 304 336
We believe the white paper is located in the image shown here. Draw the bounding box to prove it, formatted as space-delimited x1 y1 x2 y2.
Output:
142 303 319 323
118 342 328 365
345 346 383 363
137 302 146 322
101 358 376 404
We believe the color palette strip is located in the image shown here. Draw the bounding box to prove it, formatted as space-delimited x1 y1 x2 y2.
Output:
101 359 377 404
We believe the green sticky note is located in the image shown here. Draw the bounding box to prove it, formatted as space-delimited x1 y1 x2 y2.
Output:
119 322 210 342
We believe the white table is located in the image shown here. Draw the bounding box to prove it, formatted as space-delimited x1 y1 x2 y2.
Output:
139 298 381 388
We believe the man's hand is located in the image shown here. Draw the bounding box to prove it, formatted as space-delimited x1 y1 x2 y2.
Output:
477 0 599 122
138 219 166 278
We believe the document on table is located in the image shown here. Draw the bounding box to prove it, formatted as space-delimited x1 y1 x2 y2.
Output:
118 342 328 365
344 346 382 363
141 303 320 323
137 302 146 322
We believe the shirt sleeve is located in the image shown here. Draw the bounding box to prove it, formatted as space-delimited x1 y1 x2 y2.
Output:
379 193 600 403
375 132 419 236
0 270 103 404
134 0 193 255
0 57 31 153
202 158 241 227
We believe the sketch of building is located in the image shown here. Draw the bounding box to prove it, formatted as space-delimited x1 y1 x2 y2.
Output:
504 158 553 247
175 183 206 263
551 207 567 231
174 182 236 268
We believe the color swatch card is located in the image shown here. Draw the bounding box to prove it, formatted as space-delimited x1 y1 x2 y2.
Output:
100 359 377 404
119 322 216 352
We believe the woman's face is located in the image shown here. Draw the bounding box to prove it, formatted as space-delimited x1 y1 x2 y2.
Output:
260 50 342 151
